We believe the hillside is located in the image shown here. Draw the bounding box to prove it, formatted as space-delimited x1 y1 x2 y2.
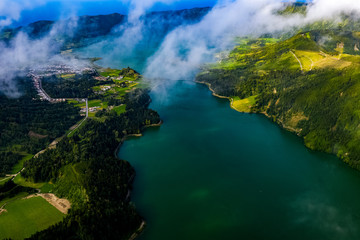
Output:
196 30 360 170
0 8 211 51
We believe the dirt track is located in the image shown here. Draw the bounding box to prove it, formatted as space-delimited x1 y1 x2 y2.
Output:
0 208 7 215
25 193 71 214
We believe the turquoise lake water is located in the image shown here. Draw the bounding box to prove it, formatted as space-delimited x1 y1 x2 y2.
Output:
119 80 360 240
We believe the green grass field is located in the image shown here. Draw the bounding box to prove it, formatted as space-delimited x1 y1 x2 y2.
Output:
99 68 122 77
13 174 46 189
88 99 102 108
113 105 126 115
0 197 64 239
0 192 29 207
231 96 257 112
11 154 33 174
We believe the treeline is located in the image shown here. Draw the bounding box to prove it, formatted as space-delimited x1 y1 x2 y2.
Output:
0 152 21 177
23 89 160 239
0 179 37 201
0 78 81 175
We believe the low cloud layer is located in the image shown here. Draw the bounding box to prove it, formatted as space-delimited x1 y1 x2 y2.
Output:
2 0 360 96
144 0 360 80
0 3 86 97
0 0 45 29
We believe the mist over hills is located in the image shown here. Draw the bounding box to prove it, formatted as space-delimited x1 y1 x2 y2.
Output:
0 7 211 51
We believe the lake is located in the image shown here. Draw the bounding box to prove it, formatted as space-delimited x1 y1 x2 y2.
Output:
119 80 360 240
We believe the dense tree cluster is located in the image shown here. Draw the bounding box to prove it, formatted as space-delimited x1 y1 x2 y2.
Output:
0 152 21 177
23 89 160 239
0 179 36 202
0 78 81 175
42 72 98 99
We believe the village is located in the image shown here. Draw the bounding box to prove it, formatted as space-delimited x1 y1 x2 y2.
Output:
27 64 140 121
27 64 95 103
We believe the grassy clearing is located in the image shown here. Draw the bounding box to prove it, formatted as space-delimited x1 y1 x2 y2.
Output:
0 197 64 240
52 163 87 204
113 105 126 115
315 57 352 69
60 74 75 79
11 154 33 174
292 50 353 71
0 192 29 207
231 96 257 112
259 51 300 71
99 68 122 77
67 99 79 104
341 54 360 63
13 174 45 189
88 99 102 108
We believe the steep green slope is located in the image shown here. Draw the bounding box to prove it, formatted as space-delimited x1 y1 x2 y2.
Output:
197 30 360 170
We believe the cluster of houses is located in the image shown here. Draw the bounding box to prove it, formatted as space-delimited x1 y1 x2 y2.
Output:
28 64 96 78
100 86 111 91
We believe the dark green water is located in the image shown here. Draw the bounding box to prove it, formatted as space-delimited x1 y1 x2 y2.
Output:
119 80 360 240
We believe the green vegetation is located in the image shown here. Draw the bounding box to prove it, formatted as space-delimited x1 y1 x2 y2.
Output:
42 71 98 99
0 197 64 240
100 67 140 80
13 175 46 189
11 154 33 174
99 68 122 77
113 105 127 115
21 88 160 239
42 67 142 123
197 30 360 170
277 3 307 16
0 66 157 239
0 66 160 239
0 78 82 176
0 191 29 207
231 95 257 113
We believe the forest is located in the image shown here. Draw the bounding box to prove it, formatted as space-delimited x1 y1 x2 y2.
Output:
20 88 160 239
42 71 98 99
0 77 81 176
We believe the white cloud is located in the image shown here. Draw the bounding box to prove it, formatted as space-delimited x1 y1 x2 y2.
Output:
144 0 360 81
2 0 360 96
0 0 46 28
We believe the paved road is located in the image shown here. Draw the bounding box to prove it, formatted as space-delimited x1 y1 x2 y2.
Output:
67 98 88 136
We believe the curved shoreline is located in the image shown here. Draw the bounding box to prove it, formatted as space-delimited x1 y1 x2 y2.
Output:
114 120 163 240
196 80 303 135
195 80 244 113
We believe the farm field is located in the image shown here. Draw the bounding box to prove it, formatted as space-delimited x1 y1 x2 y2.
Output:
0 196 64 239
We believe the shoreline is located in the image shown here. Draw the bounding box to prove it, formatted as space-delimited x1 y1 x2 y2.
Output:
114 120 163 158
128 221 146 240
196 80 302 135
195 80 245 113
113 120 163 240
